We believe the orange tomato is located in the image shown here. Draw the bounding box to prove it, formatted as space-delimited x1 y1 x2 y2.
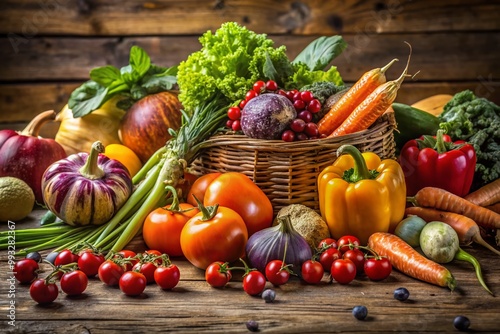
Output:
143 203 199 257
204 172 273 236
180 206 248 269
186 172 221 207
104 144 142 177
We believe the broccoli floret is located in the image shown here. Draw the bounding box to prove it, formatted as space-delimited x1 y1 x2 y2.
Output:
299 81 346 105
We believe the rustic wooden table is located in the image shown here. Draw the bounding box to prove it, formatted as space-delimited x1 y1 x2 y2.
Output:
1 209 500 333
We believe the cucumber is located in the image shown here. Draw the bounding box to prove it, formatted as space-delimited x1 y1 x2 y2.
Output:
392 102 441 151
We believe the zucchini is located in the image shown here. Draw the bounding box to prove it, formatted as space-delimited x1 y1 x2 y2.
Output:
392 102 441 150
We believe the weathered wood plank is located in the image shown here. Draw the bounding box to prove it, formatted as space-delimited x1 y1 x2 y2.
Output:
0 0 498 36
1 32 498 83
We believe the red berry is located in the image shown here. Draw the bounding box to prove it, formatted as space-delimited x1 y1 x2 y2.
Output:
305 122 319 137
226 119 234 128
296 133 308 141
290 118 306 133
239 99 247 109
265 80 278 91
293 91 302 101
253 80 266 93
307 99 322 113
298 110 313 123
293 99 306 111
285 91 295 101
277 89 288 98
281 130 295 142
300 91 314 103
227 106 241 121
231 120 241 131
245 90 258 101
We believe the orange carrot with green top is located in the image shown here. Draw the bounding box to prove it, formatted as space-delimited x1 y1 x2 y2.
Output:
405 206 500 256
368 232 456 290
409 187 500 230
464 179 500 207
317 58 398 136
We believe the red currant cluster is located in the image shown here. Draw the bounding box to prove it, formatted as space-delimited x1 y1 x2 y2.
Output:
226 80 324 141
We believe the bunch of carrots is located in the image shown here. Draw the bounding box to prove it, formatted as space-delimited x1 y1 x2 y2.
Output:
318 42 412 137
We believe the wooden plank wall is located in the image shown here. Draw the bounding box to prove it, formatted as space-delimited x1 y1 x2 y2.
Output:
0 0 499 138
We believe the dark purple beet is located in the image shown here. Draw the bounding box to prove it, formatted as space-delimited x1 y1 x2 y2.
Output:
240 94 296 140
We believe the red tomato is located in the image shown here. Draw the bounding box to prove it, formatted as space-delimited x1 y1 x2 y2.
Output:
143 202 199 257
54 249 79 267
29 279 58 304
205 261 232 288
78 251 105 277
364 257 392 281
342 249 365 275
132 261 158 284
114 250 138 271
331 259 356 284
186 172 221 207
243 271 266 296
337 235 361 254
119 271 147 296
60 270 88 296
154 265 180 290
203 172 273 236
98 260 125 286
14 259 39 284
318 238 338 250
181 206 248 269
301 260 324 284
319 247 341 272
265 260 290 286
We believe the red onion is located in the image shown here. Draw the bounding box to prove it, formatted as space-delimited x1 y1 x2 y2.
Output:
245 215 312 275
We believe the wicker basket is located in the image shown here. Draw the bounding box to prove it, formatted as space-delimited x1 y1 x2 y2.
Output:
190 112 397 215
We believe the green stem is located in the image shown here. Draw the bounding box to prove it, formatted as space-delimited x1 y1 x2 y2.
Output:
435 129 447 154
337 144 371 182
78 141 105 179
165 185 180 211
94 218 130 249
132 146 166 185
455 247 494 296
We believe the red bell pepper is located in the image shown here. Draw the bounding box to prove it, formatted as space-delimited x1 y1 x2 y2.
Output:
398 129 476 197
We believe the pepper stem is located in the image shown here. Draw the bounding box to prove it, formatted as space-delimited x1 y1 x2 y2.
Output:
78 141 106 179
435 129 447 154
455 247 494 296
20 110 57 137
337 145 371 182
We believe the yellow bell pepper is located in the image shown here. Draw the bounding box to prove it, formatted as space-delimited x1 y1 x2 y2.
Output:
318 145 406 245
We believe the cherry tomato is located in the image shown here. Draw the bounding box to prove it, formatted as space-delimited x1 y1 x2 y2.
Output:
226 119 234 128
307 99 322 113
205 261 232 288
293 99 306 111
337 235 361 254
300 91 314 103
144 249 162 258
364 257 392 281
132 261 158 284
239 99 247 109
143 202 199 257
245 90 258 101
119 271 147 296
186 172 221 207
319 247 341 272
265 80 278 91
54 249 79 267
253 80 266 93
298 110 313 123
98 260 125 286
243 271 266 296
154 265 180 290
227 106 242 121
114 250 138 271
29 279 58 304
331 259 357 284
78 251 105 277
231 119 241 131
318 238 338 250
301 260 324 284
343 249 365 275
14 259 39 284
60 270 88 296
265 260 289 286
281 130 295 142
181 206 248 269
203 172 273 236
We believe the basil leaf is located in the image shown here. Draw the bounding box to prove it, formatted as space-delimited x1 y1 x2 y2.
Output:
131 84 147 101
89 65 121 87
120 65 138 85
141 75 177 93
292 35 347 71
68 80 109 118
130 45 151 78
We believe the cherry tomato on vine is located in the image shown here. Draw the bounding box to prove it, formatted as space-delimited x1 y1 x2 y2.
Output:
318 238 338 250
364 257 392 281
265 260 290 286
337 235 361 254
154 265 181 290
78 251 105 277
342 249 365 275
205 261 232 288
30 279 58 304
119 271 147 296
114 250 138 271
13 259 39 284
54 249 79 267
60 270 88 296
243 271 266 296
319 247 341 272
331 259 356 284
301 260 324 284
98 260 125 286
132 261 157 284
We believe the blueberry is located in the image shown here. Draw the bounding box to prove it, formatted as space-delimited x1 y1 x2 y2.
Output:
453 315 470 331
45 251 59 265
394 287 410 301
26 251 42 263
262 289 276 303
246 320 259 332
352 305 368 320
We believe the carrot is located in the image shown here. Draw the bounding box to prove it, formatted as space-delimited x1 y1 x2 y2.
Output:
487 202 500 214
328 44 411 137
465 179 500 207
405 206 500 256
410 187 500 230
317 58 398 136
368 232 456 290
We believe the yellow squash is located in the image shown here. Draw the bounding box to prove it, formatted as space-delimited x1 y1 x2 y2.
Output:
318 145 406 245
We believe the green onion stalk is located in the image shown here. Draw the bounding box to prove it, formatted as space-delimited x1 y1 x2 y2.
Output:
0 96 229 256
